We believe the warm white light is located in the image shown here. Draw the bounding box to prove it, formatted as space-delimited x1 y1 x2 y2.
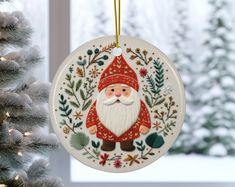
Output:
0 56 7 61
5 112 10 117
24 132 32 136
8 129 13 133
14 175 19 180
17 152 23 156
0 184 7 187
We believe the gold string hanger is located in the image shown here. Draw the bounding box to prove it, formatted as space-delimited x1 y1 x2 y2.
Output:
114 0 121 48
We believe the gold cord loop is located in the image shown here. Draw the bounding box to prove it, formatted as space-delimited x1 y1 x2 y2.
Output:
114 0 121 48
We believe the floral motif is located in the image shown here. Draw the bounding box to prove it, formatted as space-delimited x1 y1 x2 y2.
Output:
139 68 148 77
73 111 83 120
99 153 109 166
126 47 153 65
162 85 173 96
124 154 140 166
85 43 115 68
69 67 73 73
80 77 96 111
113 159 122 168
143 59 165 108
56 44 180 171
152 121 162 130
153 96 178 136
76 67 84 77
89 65 100 78
63 126 70 134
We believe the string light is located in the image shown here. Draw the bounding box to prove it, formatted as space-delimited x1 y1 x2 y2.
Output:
24 132 32 136
0 184 7 187
5 112 10 118
14 175 19 180
17 152 23 156
0 56 7 61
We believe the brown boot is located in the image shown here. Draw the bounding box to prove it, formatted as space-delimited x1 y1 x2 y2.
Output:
120 140 135 152
101 140 116 151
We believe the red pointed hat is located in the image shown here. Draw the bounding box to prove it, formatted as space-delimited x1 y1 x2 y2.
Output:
98 55 139 92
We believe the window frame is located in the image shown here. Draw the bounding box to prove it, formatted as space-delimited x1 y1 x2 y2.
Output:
48 1 235 186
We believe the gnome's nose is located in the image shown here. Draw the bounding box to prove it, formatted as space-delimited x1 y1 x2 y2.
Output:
115 93 121 97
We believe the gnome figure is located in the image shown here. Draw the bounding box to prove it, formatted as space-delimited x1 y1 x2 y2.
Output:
86 55 151 151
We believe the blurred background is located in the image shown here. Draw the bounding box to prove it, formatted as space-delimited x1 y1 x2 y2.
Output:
2 0 235 185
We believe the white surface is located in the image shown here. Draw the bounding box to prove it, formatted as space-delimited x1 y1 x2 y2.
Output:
71 155 235 182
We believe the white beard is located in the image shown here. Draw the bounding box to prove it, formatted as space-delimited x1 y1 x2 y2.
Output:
96 88 141 137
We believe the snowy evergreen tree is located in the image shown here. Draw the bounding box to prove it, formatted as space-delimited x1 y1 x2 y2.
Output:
0 1 63 186
193 0 235 156
122 0 142 37
168 0 198 154
169 0 196 154
91 0 109 37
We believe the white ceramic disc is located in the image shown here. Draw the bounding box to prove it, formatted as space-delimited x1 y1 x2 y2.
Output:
50 36 185 173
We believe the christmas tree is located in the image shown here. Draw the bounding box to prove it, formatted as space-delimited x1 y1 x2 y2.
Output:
193 0 235 156
122 0 142 37
168 0 198 154
0 2 63 186
91 0 109 37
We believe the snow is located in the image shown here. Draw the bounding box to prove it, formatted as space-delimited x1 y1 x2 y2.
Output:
209 144 227 156
1 0 49 81
209 69 220 78
228 130 235 138
224 103 235 111
0 12 18 27
214 48 227 57
211 38 224 46
217 27 228 35
202 85 224 99
200 105 213 115
71 155 235 182
181 74 191 84
214 127 229 136
193 128 210 139
221 76 234 87
194 74 208 88
227 92 235 100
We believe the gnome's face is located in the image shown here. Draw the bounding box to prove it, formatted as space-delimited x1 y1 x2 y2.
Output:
96 83 141 137
105 84 132 102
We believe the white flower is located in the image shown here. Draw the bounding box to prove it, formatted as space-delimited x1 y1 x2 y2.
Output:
162 85 173 96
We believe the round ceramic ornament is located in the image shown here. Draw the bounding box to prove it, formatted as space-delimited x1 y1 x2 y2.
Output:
50 36 185 172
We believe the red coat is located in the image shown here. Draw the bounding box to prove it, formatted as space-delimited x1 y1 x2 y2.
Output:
86 100 151 142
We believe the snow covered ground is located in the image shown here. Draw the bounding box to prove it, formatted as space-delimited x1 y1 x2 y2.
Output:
71 155 235 182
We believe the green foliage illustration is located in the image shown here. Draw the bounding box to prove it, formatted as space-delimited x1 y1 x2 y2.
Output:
65 74 81 108
145 133 165 149
143 59 165 108
70 132 89 150
80 78 96 111
59 94 72 123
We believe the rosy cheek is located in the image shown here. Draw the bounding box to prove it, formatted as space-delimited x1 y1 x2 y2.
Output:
123 92 130 97
106 91 113 97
